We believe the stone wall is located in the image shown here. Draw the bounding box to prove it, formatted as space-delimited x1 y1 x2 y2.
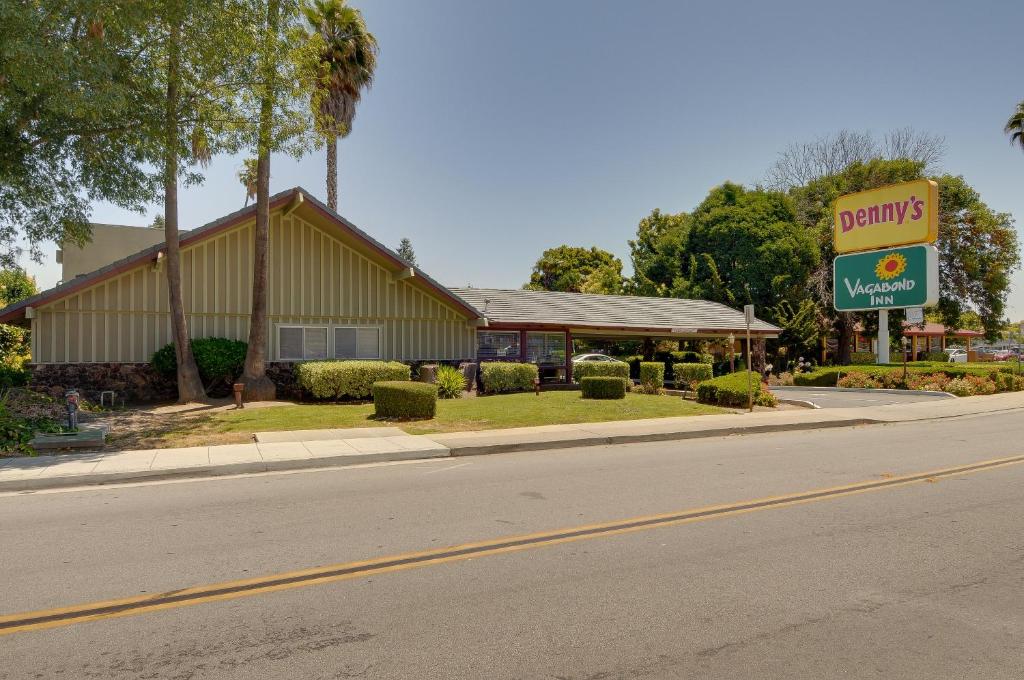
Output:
29 363 178 405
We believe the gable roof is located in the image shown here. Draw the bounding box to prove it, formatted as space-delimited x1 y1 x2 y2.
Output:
450 287 781 336
0 187 483 323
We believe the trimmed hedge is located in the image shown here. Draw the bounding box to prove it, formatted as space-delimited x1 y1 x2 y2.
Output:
673 362 712 389
573 360 629 384
637 362 664 394
794 363 1015 388
850 352 876 365
296 360 411 400
372 381 437 419
580 376 626 399
151 337 248 396
696 371 762 407
480 362 538 394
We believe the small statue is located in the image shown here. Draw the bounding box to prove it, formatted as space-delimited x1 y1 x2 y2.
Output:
65 389 80 432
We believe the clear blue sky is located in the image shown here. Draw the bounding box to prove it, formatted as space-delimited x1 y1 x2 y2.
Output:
23 0 1024 319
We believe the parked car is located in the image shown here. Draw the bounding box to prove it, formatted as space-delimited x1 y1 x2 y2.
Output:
994 349 1021 361
945 348 968 363
571 353 625 364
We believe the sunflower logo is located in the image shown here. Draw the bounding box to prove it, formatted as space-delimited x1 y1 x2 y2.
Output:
875 253 907 280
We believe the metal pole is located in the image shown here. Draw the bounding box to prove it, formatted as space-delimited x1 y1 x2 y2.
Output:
878 309 890 365
746 322 753 412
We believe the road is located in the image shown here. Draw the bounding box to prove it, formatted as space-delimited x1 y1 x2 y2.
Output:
771 385 955 408
2 411 1023 679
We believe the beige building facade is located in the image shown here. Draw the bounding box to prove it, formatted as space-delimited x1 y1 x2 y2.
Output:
11 189 481 367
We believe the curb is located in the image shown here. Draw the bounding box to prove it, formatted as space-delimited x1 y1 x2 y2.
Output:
775 398 821 409
444 418 879 457
0 447 449 493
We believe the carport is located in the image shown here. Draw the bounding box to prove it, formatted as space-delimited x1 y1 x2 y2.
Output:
451 288 781 383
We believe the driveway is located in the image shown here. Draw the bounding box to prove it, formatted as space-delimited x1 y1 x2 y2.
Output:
770 385 955 408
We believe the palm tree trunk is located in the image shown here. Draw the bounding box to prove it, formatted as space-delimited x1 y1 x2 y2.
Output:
239 0 279 402
163 20 206 403
326 135 337 210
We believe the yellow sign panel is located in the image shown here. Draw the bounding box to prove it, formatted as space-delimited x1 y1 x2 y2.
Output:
833 179 938 253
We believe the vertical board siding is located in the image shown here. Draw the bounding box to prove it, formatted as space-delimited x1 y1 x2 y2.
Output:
33 214 476 363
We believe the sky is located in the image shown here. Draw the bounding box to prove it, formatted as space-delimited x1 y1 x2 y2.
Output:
20 0 1024 319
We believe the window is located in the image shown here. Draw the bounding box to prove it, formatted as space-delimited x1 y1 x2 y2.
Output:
526 332 566 365
277 325 328 360
477 331 521 359
335 327 380 359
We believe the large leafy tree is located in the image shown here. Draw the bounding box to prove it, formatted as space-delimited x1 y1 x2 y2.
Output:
303 0 377 211
238 0 319 400
525 246 624 294
1006 101 1024 152
626 209 689 296
0 2 157 267
676 183 819 314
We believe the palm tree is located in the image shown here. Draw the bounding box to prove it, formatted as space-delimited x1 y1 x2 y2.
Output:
303 0 377 211
1006 101 1024 151
238 158 258 206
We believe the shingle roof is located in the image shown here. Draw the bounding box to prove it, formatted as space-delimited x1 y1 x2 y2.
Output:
450 288 780 335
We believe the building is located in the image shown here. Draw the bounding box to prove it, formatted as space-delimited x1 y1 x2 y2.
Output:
0 188 779 400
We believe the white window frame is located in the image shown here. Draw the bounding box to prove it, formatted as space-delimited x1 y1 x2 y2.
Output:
276 323 383 361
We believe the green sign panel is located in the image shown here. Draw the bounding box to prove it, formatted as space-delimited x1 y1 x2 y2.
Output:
833 244 938 312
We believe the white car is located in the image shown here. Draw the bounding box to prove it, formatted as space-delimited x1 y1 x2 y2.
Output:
945 348 968 363
571 353 625 364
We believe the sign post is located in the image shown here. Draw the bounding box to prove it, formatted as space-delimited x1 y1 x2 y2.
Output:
832 180 940 365
744 304 754 412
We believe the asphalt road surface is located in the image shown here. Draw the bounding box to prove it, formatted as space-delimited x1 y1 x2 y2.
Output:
771 385 956 408
2 411 1023 679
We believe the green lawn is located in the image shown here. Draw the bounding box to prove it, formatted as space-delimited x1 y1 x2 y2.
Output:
215 391 724 437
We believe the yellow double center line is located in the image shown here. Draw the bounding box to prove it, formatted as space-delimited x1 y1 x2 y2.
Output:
3 453 1023 637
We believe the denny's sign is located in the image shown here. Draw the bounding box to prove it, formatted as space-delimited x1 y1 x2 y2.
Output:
833 179 938 254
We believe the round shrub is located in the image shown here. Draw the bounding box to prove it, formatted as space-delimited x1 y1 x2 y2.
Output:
372 381 437 419
637 362 664 394
435 364 466 399
151 337 248 396
696 371 762 407
580 376 626 399
673 362 712 389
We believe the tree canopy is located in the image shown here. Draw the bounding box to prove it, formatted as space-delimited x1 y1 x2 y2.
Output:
525 245 624 295
676 183 820 314
626 209 689 297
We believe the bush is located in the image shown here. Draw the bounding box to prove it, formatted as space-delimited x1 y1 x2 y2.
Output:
0 364 28 389
480 362 538 394
905 372 951 392
924 351 948 362
793 368 842 387
696 371 761 407
152 337 248 396
944 378 974 397
838 372 883 389
580 376 626 400
0 390 63 455
673 363 712 389
754 391 778 408
993 372 1024 392
372 381 437 419
295 360 411 400
850 352 876 365
637 362 664 394
573 360 630 385
435 365 466 399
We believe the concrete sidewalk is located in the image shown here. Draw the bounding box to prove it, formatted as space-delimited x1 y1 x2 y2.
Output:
2 391 1022 492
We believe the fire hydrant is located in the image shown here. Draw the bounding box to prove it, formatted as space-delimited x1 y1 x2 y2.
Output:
65 389 80 431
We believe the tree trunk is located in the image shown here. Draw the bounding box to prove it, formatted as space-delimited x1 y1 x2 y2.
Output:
326 135 337 211
239 0 279 402
164 21 206 404
836 313 854 365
